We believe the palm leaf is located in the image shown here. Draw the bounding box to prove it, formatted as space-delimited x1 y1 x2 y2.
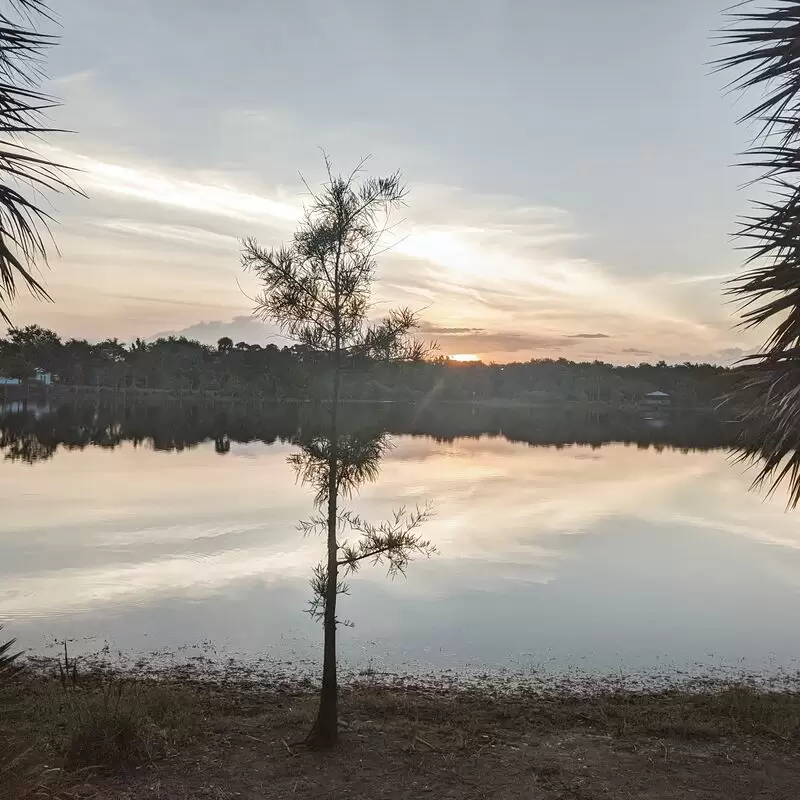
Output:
718 1 800 505
0 625 23 679
0 0 82 323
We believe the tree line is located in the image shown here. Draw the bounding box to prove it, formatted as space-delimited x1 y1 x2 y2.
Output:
0 323 741 408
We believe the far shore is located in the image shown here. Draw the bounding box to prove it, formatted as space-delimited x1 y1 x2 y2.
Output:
1 382 723 413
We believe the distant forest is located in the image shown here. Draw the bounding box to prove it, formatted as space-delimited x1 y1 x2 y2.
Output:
0 325 742 408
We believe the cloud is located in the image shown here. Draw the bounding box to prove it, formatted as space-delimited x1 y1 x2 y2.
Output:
420 324 485 335
94 219 238 249
669 272 736 286
46 146 303 228
420 322 618 358
28 146 748 364
688 346 747 366
152 315 290 347
714 347 746 362
566 333 610 339
158 316 592 358
622 347 652 356
423 329 586 357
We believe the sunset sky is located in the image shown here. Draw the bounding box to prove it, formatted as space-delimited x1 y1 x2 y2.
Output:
7 0 758 364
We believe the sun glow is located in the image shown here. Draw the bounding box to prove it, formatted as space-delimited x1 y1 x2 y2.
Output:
449 353 481 362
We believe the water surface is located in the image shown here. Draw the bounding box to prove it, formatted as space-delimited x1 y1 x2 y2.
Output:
1 401 797 682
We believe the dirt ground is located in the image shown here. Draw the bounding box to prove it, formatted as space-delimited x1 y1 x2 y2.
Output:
80 725 800 800
4 676 800 799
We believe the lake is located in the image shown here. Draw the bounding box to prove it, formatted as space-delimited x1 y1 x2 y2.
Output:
1 399 799 684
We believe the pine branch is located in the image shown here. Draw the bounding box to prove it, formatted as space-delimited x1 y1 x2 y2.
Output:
337 504 436 577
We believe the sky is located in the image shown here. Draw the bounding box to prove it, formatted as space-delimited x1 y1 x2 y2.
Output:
5 0 762 364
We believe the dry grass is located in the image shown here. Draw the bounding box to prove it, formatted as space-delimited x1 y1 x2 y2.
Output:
0 671 202 799
2 671 800 798
343 681 800 749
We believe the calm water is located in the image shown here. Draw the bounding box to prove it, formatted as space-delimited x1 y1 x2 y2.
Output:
1 401 799 681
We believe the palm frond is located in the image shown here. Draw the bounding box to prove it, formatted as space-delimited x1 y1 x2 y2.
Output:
719 1 800 505
0 625 23 679
731 354 800 507
0 0 81 323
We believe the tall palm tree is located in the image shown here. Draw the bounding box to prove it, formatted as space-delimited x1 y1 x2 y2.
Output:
720 1 800 506
0 0 76 322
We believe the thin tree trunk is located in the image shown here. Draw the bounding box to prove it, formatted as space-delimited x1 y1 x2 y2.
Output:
306 356 341 748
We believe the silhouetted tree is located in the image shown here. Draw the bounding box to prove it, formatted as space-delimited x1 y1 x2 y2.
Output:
241 156 432 748
720 2 800 505
217 336 233 354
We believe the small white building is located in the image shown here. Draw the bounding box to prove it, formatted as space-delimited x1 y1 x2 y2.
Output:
644 390 671 407
0 370 52 386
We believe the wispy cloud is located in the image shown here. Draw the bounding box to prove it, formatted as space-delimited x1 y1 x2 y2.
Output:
418 322 607 358
669 272 736 286
24 146 747 363
49 147 302 227
567 333 610 339
95 219 238 249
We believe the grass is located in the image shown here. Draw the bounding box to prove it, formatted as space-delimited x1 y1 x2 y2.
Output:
342 681 800 749
1 667 800 798
0 669 202 799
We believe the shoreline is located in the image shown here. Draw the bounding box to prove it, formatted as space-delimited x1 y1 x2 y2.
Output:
2 383 724 413
22 646 800 696
3 656 800 799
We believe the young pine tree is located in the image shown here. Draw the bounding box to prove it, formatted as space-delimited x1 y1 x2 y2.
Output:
241 157 434 747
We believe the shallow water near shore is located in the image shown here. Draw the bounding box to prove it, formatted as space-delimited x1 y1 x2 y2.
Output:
2 401 799 685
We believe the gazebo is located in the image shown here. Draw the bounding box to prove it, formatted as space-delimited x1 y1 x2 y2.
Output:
643 390 671 407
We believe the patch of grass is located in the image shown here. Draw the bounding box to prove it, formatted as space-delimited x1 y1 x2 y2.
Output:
1 667 204 777
593 685 800 741
61 680 164 767
343 682 800 747
58 676 205 768
0 747 37 800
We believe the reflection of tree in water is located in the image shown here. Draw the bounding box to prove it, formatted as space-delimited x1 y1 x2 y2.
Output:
214 435 231 454
0 425 58 464
288 427 433 624
0 398 741 464
0 403 123 463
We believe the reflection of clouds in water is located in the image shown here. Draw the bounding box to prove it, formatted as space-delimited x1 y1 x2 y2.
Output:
369 439 715 555
661 475 800 552
1 436 797 659
0 544 317 619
